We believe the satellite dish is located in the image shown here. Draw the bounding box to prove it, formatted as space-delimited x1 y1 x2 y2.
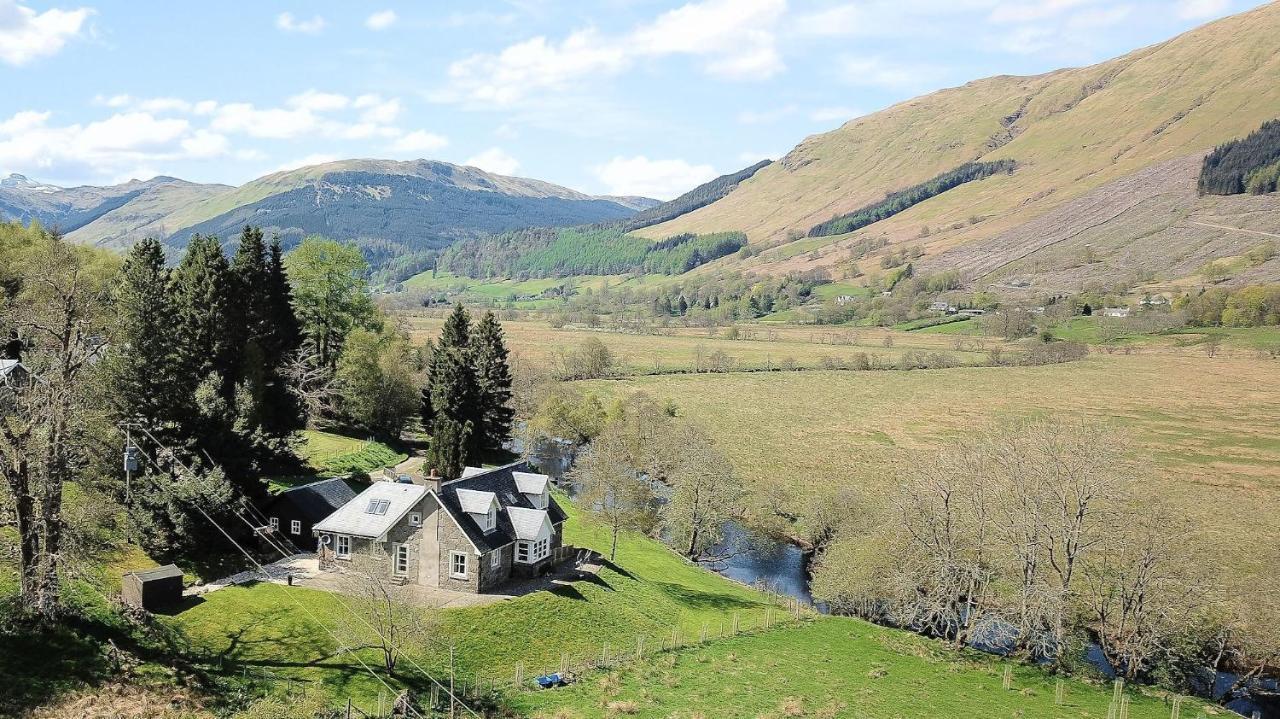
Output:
320 535 331 546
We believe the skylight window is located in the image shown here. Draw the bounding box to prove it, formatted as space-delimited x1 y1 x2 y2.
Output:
365 499 391 515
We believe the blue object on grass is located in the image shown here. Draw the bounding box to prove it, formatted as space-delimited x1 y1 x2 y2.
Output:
535 673 563 688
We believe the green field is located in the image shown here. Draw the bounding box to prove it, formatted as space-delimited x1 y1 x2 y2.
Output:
401 271 676 309
515 618 1205 719
164 495 781 712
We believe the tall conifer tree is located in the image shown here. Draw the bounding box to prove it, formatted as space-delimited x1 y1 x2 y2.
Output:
105 237 183 439
471 311 514 455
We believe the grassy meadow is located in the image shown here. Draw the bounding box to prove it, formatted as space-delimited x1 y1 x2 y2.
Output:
401 315 1012 374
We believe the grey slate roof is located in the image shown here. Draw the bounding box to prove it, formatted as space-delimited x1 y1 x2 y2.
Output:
314 481 427 538
436 462 567 554
265 477 358 523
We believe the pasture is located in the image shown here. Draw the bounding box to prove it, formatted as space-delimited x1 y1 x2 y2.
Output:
584 350 1280 596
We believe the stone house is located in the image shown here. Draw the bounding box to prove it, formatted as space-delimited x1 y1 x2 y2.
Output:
312 462 568 593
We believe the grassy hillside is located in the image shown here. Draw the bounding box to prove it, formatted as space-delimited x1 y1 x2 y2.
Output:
516 618 1205 719
635 3 1280 287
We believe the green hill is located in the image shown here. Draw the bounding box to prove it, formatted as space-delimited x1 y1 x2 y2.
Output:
634 2 1280 289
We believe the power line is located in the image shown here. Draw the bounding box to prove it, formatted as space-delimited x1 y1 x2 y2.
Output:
124 431 434 719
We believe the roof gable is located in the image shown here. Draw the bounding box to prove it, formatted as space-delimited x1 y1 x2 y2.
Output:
314 481 427 538
506 506 552 541
513 471 550 496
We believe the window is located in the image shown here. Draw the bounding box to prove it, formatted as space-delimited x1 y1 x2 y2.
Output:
409 512 422 527
269 517 279 530
290 520 301 535
484 507 496 532
450 552 468 579
394 544 410 577
515 538 550 564
526 491 548 510
365 499 390 515
335 534 350 559
490 549 501 569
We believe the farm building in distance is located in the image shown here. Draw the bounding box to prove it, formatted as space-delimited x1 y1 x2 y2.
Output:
313 462 568 594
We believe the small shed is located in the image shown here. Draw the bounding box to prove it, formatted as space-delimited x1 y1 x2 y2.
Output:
122 564 184 611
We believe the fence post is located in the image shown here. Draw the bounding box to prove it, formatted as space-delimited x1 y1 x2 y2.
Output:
1055 678 1064 705
1002 665 1013 690
345 698 352 719
636 635 645 660
700 623 708 644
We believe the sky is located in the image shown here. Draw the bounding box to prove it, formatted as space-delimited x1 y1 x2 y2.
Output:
0 0 1264 199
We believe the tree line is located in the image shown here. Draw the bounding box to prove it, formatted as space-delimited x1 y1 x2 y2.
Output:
1176 283 1280 327
809 419 1279 697
1198 119 1280 195
436 226 746 279
808 160 1017 237
620 159 772 232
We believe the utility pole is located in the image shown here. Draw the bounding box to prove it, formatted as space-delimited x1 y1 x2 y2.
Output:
449 645 456 719
123 423 136 544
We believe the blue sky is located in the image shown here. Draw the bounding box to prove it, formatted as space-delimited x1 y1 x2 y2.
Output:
0 0 1262 199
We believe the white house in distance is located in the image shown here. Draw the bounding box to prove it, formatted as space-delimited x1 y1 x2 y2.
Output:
312 462 568 594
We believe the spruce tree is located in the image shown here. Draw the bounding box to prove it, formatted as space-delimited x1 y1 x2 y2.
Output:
471 311 514 456
425 344 476 478
263 237 305 433
105 237 183 439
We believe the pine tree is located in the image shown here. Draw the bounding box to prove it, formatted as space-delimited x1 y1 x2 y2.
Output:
425 345 476 478
105 237 184 439
172 234 236 388
262 237 305 433
470 311 514 456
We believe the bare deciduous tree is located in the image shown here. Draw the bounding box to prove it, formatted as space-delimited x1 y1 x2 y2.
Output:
332 552 441 673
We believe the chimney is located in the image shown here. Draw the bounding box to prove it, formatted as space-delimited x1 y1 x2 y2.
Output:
424 467 442 493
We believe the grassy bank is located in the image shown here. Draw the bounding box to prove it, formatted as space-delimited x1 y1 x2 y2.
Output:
515 617 1207 719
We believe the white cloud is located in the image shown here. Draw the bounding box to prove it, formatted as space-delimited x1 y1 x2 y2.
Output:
211 103 320 139
355 94 402 124
0 110 230 184
790 3 865 37
366 9 398 30
0 1 92 66
0 110 50 135
1175 0 1227 19
593 156 716 200
390 130 449 155
444 29 629 106
631 0 786 79
288 90 350 112
810 106 863 123
464 147 521 176
441 0 786 107
276 12 325 34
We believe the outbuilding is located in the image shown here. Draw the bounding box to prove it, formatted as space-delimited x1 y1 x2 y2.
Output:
121 564 184 611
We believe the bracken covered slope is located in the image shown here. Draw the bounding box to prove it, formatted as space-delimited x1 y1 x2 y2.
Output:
637 2 1280 286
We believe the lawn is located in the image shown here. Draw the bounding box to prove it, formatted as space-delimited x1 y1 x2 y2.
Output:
515 618 1207 719
164 494 781 712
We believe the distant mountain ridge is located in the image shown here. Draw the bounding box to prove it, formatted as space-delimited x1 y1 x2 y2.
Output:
0 161 658 281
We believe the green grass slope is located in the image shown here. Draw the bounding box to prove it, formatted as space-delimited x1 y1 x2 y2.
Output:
636 3 1280 284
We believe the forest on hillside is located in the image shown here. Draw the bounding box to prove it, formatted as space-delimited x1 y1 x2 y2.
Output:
438 226 746 278
621 160 772 231
808 160 1018 237
1199 119 1280 195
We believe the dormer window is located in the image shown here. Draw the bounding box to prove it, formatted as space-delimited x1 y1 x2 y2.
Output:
473 505 497 533
527 490 548 510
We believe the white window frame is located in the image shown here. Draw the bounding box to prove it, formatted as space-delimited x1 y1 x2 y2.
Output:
335 534 351 559
269 517 279 530
490 549 501 569
394 544 410 577
515 538 550 564
290 520 301 535
409 512 422 527
527 491 549 510
449 551 468 579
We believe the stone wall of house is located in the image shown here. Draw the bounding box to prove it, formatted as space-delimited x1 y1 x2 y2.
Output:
437 513 483 593
478 543 514 592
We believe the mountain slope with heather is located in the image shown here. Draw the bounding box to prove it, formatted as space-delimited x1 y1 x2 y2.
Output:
636 2 1280 289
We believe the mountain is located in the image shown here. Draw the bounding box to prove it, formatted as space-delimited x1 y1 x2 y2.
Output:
634 2 1280 292
0 174 229 243
1 161 658 280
